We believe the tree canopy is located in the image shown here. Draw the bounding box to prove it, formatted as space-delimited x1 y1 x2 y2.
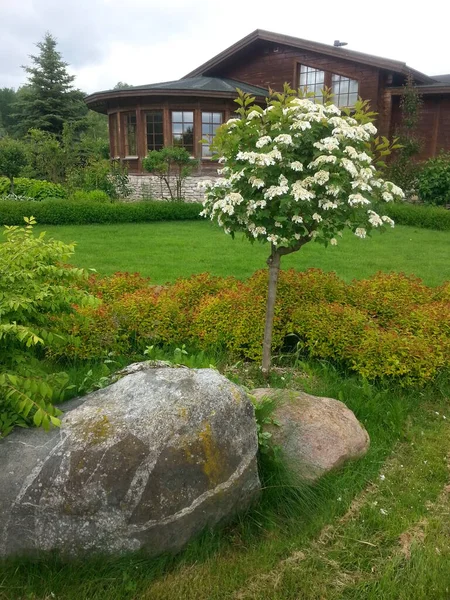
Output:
13 32 87 137
201 87 404 371
0 88 17 137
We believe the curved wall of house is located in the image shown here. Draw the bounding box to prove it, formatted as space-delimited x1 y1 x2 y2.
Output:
104 95 237 174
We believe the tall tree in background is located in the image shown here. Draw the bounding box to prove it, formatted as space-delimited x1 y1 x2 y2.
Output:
13 32 87 137
0 88 17 137
113 82 133 90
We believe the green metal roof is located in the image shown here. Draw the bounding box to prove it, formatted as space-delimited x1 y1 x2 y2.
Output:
99 76 269 97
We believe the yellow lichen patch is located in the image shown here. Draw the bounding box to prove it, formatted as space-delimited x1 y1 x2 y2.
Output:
198 422 224 487
80 414 112 445
178 406 189 419
231 387 242 404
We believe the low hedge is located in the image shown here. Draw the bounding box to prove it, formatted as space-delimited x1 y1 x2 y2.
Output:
0 177 67 200
383 202 450 231
0 199 203 225
51 269 450 387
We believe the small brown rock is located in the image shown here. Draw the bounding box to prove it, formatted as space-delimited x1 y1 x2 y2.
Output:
251 388 370 481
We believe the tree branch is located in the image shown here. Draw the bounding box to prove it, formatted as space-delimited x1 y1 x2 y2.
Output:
277 238 309 257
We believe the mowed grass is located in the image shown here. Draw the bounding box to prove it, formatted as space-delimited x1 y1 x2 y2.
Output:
35 221 450 286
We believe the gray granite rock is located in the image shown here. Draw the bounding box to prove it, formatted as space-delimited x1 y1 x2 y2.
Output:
0 365 260 558
251 388 370 482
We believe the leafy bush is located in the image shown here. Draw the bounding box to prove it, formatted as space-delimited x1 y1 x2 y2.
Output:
0 218 97 436
53 268 450 387
417 152 450 206
0 176 66 200
67 158 132 199
0 137 28 193
1 193 37 202
288 302 373 361
383 202 450 230
0 199 203 225
143 147 198 200
70 189 111 203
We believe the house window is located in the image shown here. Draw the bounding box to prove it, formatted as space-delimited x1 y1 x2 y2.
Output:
123 112 137 156
299 65 325 102
109 113 119 157
172 111 194 154
201 112 223 158
331 74 359 107
146 111 164 152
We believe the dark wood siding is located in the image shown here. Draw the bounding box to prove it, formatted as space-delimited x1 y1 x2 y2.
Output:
215 40 381 112
390 95 450 161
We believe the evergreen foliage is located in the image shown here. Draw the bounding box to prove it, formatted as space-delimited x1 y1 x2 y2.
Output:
13 32 87 137
0 87 17 137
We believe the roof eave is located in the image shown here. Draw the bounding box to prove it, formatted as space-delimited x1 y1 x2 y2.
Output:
183 29 434 84
388 84 450 95
85 87 268 113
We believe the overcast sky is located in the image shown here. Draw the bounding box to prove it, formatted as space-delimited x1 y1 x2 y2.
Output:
1 0 449 94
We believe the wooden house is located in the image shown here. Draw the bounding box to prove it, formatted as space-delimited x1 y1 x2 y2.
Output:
85 29 450 176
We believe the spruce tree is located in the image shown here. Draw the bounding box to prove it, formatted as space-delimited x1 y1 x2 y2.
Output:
14 32 87 137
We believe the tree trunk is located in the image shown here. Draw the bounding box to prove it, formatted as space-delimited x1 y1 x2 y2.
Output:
262 245 281 374
9 176 14 194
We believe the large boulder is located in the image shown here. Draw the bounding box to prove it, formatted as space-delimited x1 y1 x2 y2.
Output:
0 364 260 558
251 389 369 481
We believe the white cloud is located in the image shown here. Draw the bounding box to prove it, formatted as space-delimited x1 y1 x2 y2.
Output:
0 0 448 93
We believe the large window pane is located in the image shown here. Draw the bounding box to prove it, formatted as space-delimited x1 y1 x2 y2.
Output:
171 111 194 153
146 110 164 152
331 74 359 107
109 113 119 157
299 65 325 103
201 111 223 158
123 112 137 156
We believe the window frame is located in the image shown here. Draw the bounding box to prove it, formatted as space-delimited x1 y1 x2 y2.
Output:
122 111 138 158
109 113 120 159
298 65 326 103
145 109 164 153
331 73 359 108
201 111 224 159
171 110 195 155
295 62 360 108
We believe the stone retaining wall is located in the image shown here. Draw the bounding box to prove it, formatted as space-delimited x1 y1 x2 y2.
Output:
127 175 222 202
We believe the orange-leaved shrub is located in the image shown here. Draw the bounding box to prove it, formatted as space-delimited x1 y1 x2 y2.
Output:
53 268 450 386
192 282 283 360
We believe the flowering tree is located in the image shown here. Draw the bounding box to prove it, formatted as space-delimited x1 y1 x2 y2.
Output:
201 86 404 372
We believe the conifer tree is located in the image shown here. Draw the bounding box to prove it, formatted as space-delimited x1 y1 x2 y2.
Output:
14 33 87 137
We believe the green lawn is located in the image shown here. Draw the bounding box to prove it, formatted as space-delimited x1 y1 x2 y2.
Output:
36 221 450 286
2 364 449 600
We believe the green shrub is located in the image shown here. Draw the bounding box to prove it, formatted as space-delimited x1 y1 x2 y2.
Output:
70 189 111 203
0 199 203 225
349 328 445 385
0 218 97 436
346 272 431 326
0 137 28 193
143 147 198 201
288 302 374 361
417 152 450 206
67 158 132 199
0 176 66 201
383 202 450 230
51 268 450 387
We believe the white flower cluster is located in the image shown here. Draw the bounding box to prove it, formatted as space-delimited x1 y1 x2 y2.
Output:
292 180 316 201
264 175 289 200
256 136 271 148
201 92 404 248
